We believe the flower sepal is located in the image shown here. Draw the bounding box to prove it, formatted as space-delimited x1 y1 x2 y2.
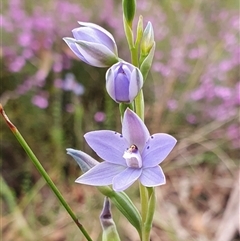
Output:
66 148 99 173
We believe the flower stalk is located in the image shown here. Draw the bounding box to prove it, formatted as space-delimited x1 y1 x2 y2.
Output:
143 188 156 240
121 3 158 240
0 104 93 241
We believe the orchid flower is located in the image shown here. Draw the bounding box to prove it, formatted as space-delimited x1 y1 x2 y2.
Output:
76 108 177 192
63 22 119 67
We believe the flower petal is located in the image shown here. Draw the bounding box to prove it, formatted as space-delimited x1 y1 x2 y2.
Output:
84 130 128 165
114 71 130 102
112 168 142 191
140 166 166 187
63 37 89 63
142 133 177 167
78 21 118 55
129 68 143 102
75 41 118 67
75 162 126 186
73 27 117 57
122 109 150 152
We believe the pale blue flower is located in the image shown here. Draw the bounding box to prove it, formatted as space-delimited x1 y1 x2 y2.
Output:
63 21 119 67
106 62 143 103
76 109 177 192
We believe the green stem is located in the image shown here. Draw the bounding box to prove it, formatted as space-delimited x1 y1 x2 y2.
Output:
119 102 134 119
142 188 155 240
123 9 154 240
131 46 139 67
0 104 93 241
132 44 147 239
139 183 148 223
134 89 144 121
127 15 149 241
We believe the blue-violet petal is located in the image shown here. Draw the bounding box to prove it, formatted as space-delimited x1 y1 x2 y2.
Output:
122 109 150 152
113 168 142 191
142 133 177 167
84 130 128 165
75 162 126 186
140 166 166 186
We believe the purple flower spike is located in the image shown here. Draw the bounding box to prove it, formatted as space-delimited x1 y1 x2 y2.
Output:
106 62 143 103
76 109 177 191
63 22 119 67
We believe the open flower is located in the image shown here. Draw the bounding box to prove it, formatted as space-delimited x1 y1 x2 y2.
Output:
63 22 119 67
106 62 143 103
76 109 177 191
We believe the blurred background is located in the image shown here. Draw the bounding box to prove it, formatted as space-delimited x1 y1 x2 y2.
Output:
1 0 239 240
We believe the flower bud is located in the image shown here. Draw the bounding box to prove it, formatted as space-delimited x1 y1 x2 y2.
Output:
100 198 121 241
106 62 143 103
140 22 155 59
122 0 136 26
139 22 155 79
63 22 119 67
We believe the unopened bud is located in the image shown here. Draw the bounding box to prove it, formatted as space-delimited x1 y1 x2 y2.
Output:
100 198 121 241
106 61 143 103
140 22 154 57
122 0 136 26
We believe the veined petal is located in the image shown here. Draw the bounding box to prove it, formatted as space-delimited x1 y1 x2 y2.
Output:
122 109 150 152
84 130 128 165
75 41 118 67
129 68 143 102
63 37 89 63
140 166 166 187
112 168 142 191
78 21 118 55
75 162 126 186
142 133 177 167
